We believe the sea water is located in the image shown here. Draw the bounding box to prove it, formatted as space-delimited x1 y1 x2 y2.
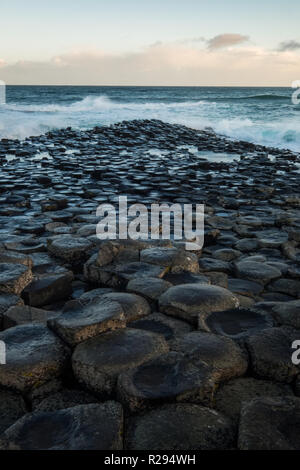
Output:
0 86 299 151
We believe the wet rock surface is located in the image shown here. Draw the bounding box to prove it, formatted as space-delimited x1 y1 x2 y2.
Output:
0 119 300 449
159 283 239 325
117 351 216 412
126 403 235 450
0 390 27 434
0 324 70 393
0 402 123 450
171 331 248 382
238 397 300 450
198 307 274 340
72 328 169 397
215 377 293 425
246 327 300 383
48 297 126 346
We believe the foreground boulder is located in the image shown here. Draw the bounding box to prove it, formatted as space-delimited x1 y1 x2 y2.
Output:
0 263 33 295
246 327 299 383
72 329 168 397
171 331 248 382
215 377 294 425
84 255 168 289
198 307 274 340
238 397 300 450
22 271 73 307
268 300 300 328
131 312 192 341
34 389 98 412
0 390 27 434
100 292 151 322
0 402 123 450
126 404 235 450
117 352 216 412
0 294 24 329
140 247 199 273
2 305 58 329
159 283 239 325
47 236 93 264
0 324 70 393
126 277 172 303
48 298 126 347
234 261 281 284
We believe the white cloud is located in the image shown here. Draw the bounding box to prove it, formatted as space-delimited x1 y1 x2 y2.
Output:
0 41 299 86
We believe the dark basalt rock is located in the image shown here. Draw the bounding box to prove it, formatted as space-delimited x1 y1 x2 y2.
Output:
238 397 300 450
0 293 24 329
47 236 93 263
0 251 33 268
228 278 264 297
126 277 172 302
171 331 248 382
84 256 168 288
215 377 294 426
22 271 73 307
159 283 239 325
234 260 281 284
79 288 115 301
101 292 151 322
72 328 169 397
131 312 192 341
125 403 235 450
0 118 300 450
117 351 216 412
140 247 199 273
199 257 231 274
162 271 209 286
198 307 274 341
48 297 126 347
0 402 123 450
268 300 300 328
0 324 70 393
34 389 98 412
0 263 33 295
246 327 300 383
0 390 27 434
2 305 58 329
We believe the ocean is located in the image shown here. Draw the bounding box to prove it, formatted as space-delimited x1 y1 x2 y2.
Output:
0 86 299 152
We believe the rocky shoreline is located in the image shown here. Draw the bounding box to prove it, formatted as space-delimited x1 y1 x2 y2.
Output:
0 119 300 450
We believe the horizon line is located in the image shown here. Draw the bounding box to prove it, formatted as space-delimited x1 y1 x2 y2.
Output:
4 84 292 88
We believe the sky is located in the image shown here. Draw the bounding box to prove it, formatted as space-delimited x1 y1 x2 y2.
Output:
0 0 300 85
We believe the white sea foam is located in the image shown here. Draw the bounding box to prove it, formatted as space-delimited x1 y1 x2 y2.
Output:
0 94 299 151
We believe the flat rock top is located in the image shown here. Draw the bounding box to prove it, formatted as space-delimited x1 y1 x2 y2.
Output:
200 307 274 340
0 293 23 315
0 263 30 283
171 331 248 381
73 328 169 375
0 324 67 364
159 283 239 322
234 261 282 284
126 403 235 450
49 236 92 251
239 396 300 450
0 324 69 392
118 351 214 405
1 402 123 450
57 297 124 327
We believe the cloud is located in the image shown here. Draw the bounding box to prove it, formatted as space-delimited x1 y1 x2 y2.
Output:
207 33 249 50
0 41 299 86
278 40 300 51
